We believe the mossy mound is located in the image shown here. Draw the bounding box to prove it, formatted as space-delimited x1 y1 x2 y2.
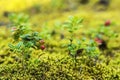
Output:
0 55 120 80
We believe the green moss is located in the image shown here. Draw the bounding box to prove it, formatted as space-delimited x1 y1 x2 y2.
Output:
0 0 120 79
0 56 120 79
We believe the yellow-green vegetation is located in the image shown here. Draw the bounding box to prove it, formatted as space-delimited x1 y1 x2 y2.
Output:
0 0 120 79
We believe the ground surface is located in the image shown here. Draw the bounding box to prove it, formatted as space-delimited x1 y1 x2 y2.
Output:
0 0 120 79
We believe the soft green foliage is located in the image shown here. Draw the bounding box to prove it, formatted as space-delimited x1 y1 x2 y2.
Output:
63 16 99 58
0 0 120 79
0 8 119 80
8 13 44 62
86 22 118 40
98 25 118 39
63 16 83 57
9 13 30 26
9 13 31 41
63 16 83 34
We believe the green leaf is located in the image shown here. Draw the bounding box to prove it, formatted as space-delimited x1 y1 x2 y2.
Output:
8 44 15 50
76 18 83 24
16 42 23 49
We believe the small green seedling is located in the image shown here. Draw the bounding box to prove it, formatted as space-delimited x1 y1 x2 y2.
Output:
63 16 100 58
8 13 45 63
86 20 118 50
63 16 83 56
9 13 31 41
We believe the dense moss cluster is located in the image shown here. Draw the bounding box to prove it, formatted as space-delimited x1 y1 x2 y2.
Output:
0 55 120 80
0 0 120 80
